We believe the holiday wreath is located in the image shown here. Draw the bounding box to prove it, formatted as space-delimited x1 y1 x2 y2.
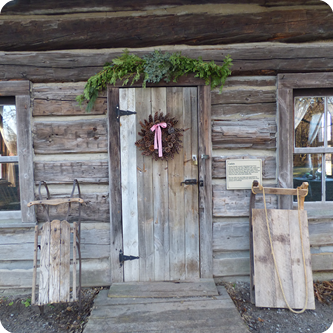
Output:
135 112 186 161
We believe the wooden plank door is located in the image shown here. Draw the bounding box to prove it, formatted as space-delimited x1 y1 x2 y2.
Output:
119 87 199 282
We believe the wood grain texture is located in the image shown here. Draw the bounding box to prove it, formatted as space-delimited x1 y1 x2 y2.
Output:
16 94 36 223
252 209 315 309
33 119 108 154
151 88 170 281
212 120 276 150
107 87 123 283
39 222 50 305
0 7 332 51
120 88 140 282
34 160 109 184
213 184 278 217
32 82 106 116
136 88 154 282
49 220 61 303
59 221 71 302
167 87 186 281
198 85 213 278
3 43 333 82
212 155 276 179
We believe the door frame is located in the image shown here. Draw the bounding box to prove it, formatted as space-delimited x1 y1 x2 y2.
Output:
107 76 212 283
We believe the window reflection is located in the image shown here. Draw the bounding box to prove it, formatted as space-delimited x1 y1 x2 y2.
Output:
0 105 20 211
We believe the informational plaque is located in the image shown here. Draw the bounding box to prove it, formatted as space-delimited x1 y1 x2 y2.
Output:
226 159 262 190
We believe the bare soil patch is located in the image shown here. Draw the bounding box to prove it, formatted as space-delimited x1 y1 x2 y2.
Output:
0 288 102 333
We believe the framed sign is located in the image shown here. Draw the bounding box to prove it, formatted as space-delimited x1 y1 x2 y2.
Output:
226 159 262 190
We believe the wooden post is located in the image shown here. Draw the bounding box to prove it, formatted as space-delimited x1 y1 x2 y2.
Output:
73 222 77 301
249 180 257 304
32 225 39 305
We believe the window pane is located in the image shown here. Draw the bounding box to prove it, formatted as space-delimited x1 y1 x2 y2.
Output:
293 153 322 202
327 98 333 147
326 154 333 201
0 162 20 210
0 105 17 156
295 97 325 148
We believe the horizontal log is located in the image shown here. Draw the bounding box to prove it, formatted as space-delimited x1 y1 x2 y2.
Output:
213 253 333 278
0 8 332 51
212 120 276 150
212 155 276 179
0 81 30 95
27 198 84 207
222 76 277 88
309 221 333 246
32 119 108 154
211 87 276 105
36 193 109 222
211 103 276 121
0 258 111 288
213 184 278 217
2 1 321 15
2 43 333 82
213 222 249 252
34 160 109 184
0 222 109 245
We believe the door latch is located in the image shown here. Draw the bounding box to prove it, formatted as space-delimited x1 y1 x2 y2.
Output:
119 249 139 267
180 179 203 186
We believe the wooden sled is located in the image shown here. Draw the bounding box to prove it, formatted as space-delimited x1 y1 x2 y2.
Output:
249 181 315 311
28 180 84 311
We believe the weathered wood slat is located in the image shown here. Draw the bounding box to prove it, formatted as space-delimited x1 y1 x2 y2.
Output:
212 120 276 150
34 160 108 184
168 87 186 280
212 155 276 179
39 222 50 305
213 257 250 277
0 81 30 95
212 103 276 121
211 87 276 105
253 209 315 309
151 88 169 281
49 220 61 303
120 88 140 282
0 7 332 51
36 193 109 222
136 88 154 282
33 119 108 154
59 221 71 302
198 85 213 278
3 43 333 82
213 184 278 217
183 87 200 279
108 279 218 298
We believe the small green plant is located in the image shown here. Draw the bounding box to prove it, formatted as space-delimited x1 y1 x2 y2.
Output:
21 298 31 307
8 301 13 306
77 49 232 112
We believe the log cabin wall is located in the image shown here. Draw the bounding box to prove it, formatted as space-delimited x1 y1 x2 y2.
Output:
1 0 333 289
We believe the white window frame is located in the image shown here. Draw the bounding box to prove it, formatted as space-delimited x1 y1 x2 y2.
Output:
278 73 333 215
0 81 35 224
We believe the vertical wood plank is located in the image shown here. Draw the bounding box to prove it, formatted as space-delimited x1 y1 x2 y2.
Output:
198 85 213 278
151 87 170 281
136 88 154 282
16 94 35 223
277 80 293 209
183 87 199 279
59 220 70 302
167 87 185 280
249 191 256 304
49 220 61 303
120 88 139 282
72 222 77 301
39 222 50 305
107 87 123 283
32 225 39 305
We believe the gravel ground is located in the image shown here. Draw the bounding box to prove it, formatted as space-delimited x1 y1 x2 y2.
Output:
223 281 333 333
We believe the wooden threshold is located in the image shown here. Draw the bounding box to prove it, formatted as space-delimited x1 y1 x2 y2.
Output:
108 278 218 298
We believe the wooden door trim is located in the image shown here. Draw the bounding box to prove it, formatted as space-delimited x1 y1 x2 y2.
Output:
108 83 213 282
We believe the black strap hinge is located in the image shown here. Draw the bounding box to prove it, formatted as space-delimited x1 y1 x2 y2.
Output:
116 105 137 122
119 249 139 267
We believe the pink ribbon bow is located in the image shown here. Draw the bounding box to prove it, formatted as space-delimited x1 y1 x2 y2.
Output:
150 122 167 157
